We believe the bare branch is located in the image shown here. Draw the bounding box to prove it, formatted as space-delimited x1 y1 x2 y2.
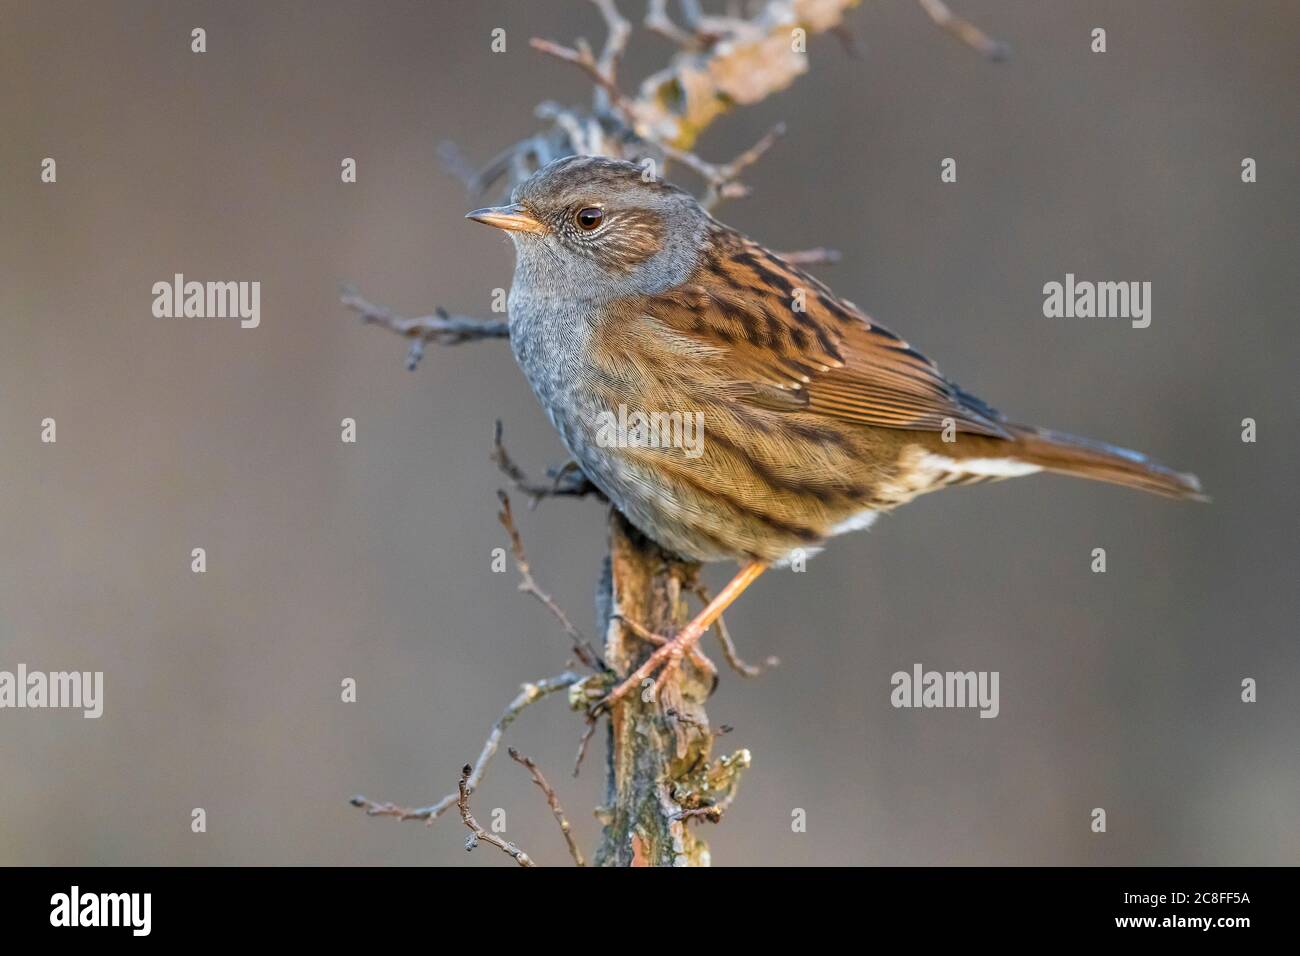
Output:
529 0 634 120
350 671 581 824
656 122 786 209
458 764 535 866
573 717 598 778
776 247 842 266
528 36 636 119
590 0 632 82
629 1 859 153
713 610 779 678
492 420 600 506
341 286 507 369
644 0 698 48
915 0 1010 61
498 491 607 671
509 748 586 866
528 3 809 208
347 795 433 822
514 0 1001 212
435 140 484 193
686 579 778 679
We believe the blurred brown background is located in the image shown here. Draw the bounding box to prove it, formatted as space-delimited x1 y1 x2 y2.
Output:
2 0 1296 866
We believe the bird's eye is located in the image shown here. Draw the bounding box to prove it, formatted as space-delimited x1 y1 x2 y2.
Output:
575 206 604 231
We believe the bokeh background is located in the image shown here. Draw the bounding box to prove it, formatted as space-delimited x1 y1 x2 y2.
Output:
2 0 1296 866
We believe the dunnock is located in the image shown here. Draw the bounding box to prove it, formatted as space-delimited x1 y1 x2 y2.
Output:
468 156 1203 705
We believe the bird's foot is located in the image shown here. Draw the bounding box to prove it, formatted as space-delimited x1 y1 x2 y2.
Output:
614 612 717 682
590 561 768 715
592 614 714 714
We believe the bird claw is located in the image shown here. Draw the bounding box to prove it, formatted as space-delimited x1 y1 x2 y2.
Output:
592 615 716 714
613 613 716 680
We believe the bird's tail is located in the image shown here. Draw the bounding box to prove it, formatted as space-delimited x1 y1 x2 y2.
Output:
1005 424 1207 501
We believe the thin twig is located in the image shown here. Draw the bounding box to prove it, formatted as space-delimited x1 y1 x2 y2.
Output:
528 38 636 118
508 748 586 866
436 140 483 193
497 491 606 671
657 122 786 209
350 671 581 823
914 0 1010 61
673 806 724 823
531 4 787 209
340 286 508 369
573 717 598 778
491 420 600 506
776 247 842 266
528 0 634 120
346 796 432 821
690 581 778 678
457 764 535 866
590 0 632 81
644 0 698 47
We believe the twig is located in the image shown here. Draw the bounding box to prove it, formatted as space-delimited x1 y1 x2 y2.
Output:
717 122 787 180
590 0 632 83
573 717 598 779
491 420 600 506
776 247 842 266
657 122 786 209
690 581 778 679
530 36 636 115
350 671 581 823
436 140 483 193
644 0 698 48
531 0 634 118
673 806 724 823
340 286 508 370
458 764 535 866
508 748 586 866
531 3 787 209
914 0 1010 61
346 796 432 821
497 491 606 671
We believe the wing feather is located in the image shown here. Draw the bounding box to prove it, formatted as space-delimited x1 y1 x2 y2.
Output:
629 226 1010 439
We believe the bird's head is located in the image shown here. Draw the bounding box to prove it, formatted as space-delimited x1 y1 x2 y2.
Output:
466 155 708 303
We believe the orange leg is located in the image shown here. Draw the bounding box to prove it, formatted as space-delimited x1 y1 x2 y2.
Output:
596 561 768 711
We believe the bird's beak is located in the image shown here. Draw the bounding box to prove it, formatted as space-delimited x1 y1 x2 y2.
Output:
465 203 546 235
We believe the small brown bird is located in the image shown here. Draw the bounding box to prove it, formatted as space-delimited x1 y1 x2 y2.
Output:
468 155 1204 705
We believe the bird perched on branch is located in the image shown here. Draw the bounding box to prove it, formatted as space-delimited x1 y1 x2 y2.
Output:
467 155 1204 707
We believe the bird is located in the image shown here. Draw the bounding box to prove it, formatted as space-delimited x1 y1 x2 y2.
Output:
467 155 1204 707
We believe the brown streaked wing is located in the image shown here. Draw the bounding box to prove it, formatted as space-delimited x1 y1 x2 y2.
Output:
637 229 1010 438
